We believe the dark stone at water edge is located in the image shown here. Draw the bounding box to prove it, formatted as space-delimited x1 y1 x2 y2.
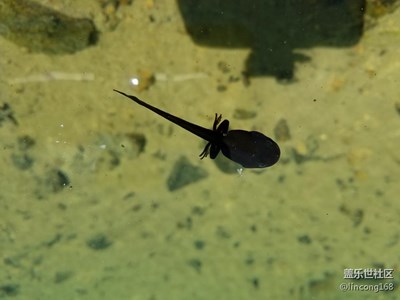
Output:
0 0 98 54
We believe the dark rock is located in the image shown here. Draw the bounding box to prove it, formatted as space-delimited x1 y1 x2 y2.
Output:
187 259 202 272
17 135 36 151
216 226 231 239
86 234 112 250
45 169 70 193
194 240 205 250
177 217 193 230
274 118 291 142
11 153 34 170
125 133 146 154
93 132 146 171
0 0 98 54
0 103 18 126
0 284 19 297
298 234 312 244
216 84 227 92
217 61 231 73
54 271 73 283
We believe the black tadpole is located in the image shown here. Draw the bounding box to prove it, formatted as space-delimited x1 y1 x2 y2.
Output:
113 89 280 168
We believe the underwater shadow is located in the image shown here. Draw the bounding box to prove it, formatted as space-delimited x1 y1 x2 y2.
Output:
177 0 365 81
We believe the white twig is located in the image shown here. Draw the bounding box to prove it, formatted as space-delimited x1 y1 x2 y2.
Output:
154 72 208 82
9 72 95 84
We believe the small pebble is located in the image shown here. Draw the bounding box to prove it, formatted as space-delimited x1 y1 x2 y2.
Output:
136 69 155 92
298 234 312 244
17 135 35 151
233 108 257 120
274 118 291 142
194 240 205 250
86 234 112 250
11 153 34 170
46 169 70 193
217 61 231 73
187 259 202 272
216 84 227 92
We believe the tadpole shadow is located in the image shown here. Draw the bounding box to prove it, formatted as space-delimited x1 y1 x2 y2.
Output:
177 0 365 81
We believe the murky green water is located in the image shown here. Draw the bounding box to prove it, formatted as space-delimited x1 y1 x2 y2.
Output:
1 1 399 299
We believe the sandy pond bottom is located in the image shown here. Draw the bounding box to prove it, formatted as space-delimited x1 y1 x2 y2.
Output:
0 1 399 300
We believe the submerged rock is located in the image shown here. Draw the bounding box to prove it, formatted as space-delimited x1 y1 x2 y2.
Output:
0 0 98 54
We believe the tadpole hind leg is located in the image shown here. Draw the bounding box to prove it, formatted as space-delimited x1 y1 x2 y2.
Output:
199 142 211 159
